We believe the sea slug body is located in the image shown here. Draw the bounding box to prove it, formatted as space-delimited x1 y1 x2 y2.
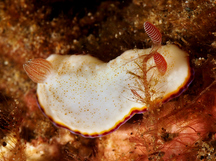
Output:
24 22 193 137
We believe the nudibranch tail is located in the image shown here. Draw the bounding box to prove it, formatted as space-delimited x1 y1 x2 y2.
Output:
23 58 53 83
153 52 167 75
144 21 162 45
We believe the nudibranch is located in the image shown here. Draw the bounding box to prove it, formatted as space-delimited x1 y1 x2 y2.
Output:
23 22 193 137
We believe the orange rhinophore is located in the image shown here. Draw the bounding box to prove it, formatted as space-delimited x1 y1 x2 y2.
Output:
153 52 167 75
23 58 53 83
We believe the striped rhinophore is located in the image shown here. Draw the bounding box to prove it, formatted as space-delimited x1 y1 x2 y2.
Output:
153 52 167 75
23 58 53 83
144 22 162 44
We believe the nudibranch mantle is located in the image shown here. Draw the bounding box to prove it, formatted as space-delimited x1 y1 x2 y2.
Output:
35 44 192 137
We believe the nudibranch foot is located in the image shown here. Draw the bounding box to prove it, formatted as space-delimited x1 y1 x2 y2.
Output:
23 58 53 83
36 96 147 138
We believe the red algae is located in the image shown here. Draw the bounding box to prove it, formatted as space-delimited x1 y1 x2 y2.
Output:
0 0 216 160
